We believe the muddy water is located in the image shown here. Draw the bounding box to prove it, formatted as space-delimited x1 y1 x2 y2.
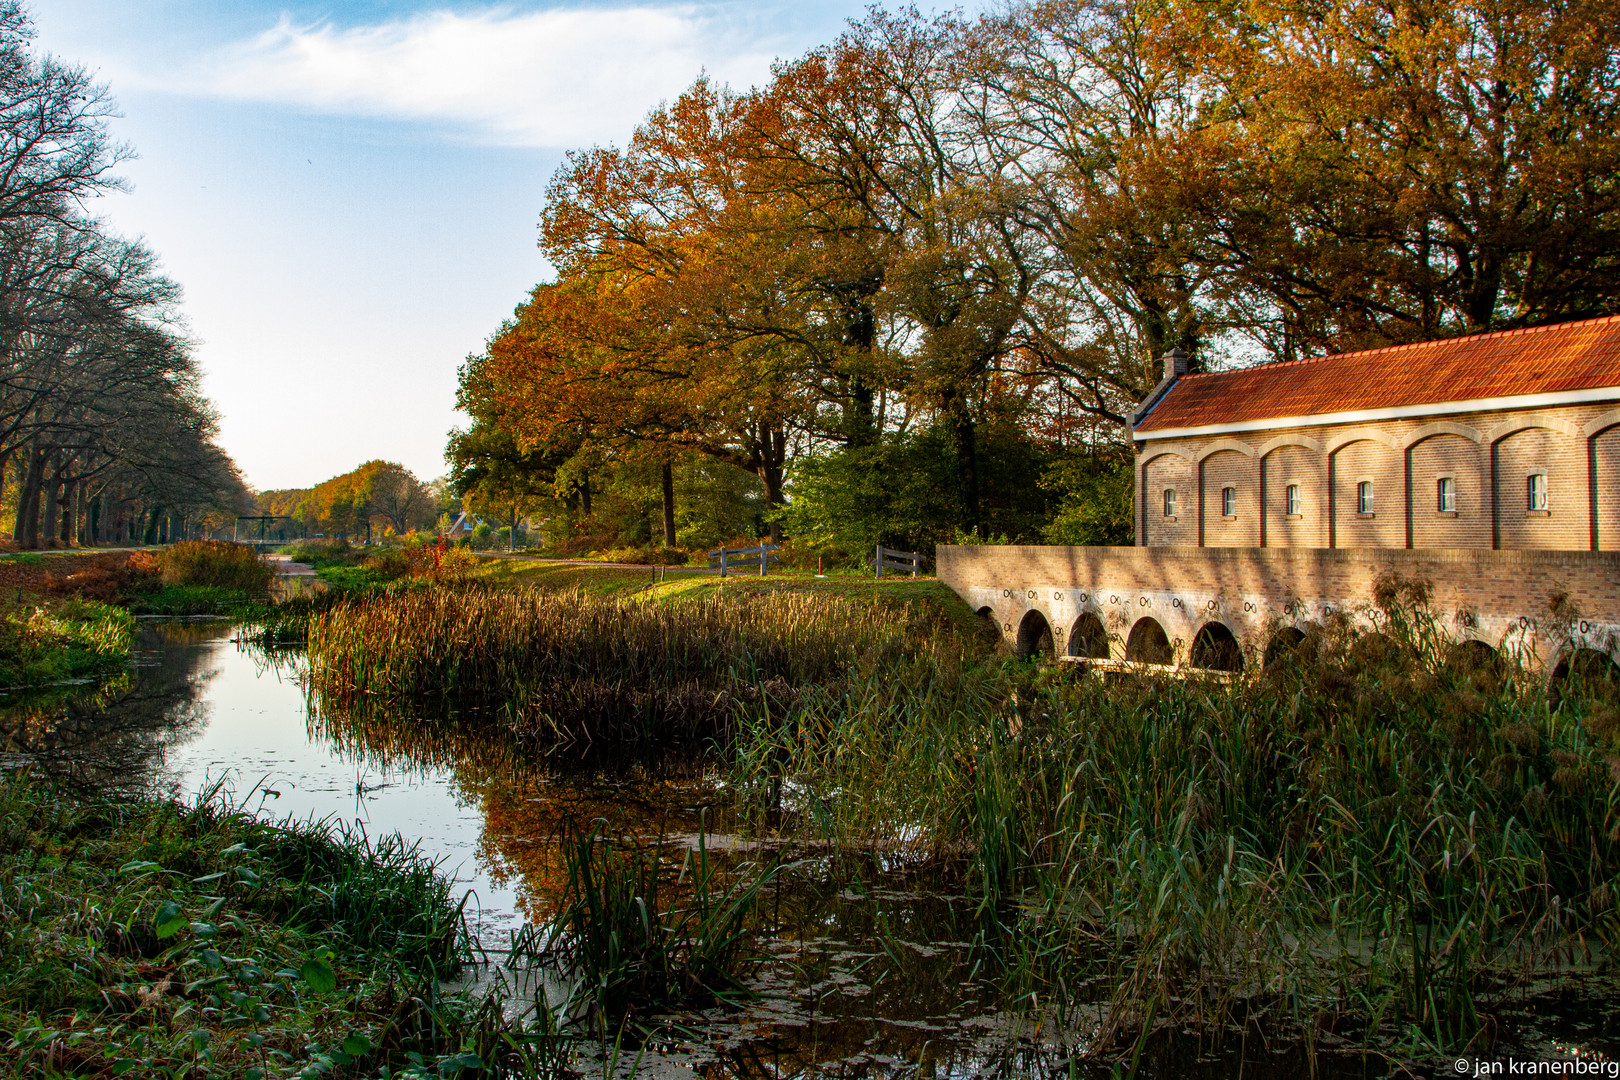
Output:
2 622 1614 1078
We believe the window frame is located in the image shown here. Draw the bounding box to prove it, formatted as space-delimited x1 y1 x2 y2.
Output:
1221 486 1236 517
1436 476 1455 513
1163 488 1177 517
1285 483 1301 516
1356 480 1374 515
1527 473 1548 511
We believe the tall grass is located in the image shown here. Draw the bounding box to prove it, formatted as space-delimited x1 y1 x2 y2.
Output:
540 818 771 1030
307 583 966 751
303 574 1620 1057
732 589 1620 1056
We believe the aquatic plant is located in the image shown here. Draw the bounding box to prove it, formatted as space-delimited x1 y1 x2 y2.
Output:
734 590 1620 1059
306 583 969 752
542 818 771 1029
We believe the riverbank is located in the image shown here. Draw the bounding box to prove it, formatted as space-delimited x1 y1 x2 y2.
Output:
0 772 567 1079
300 571 1620 1067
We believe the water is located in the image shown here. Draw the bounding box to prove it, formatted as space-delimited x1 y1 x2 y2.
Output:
2 621 1614 1078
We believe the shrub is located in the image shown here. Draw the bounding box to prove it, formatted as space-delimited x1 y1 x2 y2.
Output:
158 540 274 595
42 555 161 603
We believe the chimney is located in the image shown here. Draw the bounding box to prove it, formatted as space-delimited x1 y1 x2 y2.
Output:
1162 347 1190 381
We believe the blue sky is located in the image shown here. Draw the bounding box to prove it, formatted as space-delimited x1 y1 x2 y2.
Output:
34 1 886 490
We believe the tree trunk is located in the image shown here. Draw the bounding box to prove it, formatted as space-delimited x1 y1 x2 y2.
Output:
580 473 592 516
946 394 980 535
143 505 164 545
15 447 45 549
660 461 677 548
41 475 60 548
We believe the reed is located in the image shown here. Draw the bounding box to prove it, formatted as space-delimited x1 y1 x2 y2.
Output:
734 591 1620 1057
306 582 968 753
302 572 1618 1058
541 818 771 1030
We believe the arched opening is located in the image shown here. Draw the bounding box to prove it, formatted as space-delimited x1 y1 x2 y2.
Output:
1445 639 1504 692
1446 639 1500 672
976 605 994 620
1191 622 1245 671
1016 609 1055 659
1067 612 1110 659
1551 647 1620 706
1263 627 1307 670
1125 617 1173 665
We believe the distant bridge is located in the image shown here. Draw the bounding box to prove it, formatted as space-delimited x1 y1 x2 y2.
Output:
937 545 1620 678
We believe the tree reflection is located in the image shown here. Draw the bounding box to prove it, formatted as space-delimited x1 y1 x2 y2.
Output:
0 621 224 792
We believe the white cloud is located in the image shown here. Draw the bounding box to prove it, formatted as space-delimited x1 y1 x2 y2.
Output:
193 5 784 147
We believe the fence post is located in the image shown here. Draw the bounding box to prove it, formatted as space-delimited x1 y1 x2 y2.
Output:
760 543 767 577
910 551 918 578
875 543 883 579
720 548 728 579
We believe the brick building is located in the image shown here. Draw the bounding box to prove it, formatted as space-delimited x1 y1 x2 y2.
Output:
1129 316 1620 551
936 317 1620 673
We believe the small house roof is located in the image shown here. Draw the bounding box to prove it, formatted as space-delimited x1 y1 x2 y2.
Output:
1133 314 1620 437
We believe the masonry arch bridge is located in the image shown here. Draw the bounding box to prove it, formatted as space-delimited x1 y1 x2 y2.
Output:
940 545 1620 674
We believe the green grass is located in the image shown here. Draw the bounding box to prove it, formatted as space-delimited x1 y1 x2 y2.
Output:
0 774 576 1079
0 600 133 687
126 585 255 617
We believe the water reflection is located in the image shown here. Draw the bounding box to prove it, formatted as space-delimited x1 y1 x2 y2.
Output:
0 620 221 790
5 623 1611 1079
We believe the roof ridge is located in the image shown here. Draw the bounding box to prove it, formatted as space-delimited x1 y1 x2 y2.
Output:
1182 313 1620 381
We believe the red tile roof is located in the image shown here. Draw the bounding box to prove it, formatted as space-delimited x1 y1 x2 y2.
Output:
1134 315 1620 433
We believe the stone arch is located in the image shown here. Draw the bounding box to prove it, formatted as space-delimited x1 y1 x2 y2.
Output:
1582 409 1620 439
1142 446 1196 466
1263 626 1307 669
1067 612 1110 659
1193 438 1259 462
1257 434 1324 458
1016 609 1055 659
1488 416 1585 444
1492 423 1584 550
1549 645 1620 704
1324 429 1401 455
1125 616 1174 664
1190 621 1245 671
1402 420 1484 449
1328 436 1403 548
1445 638 1501 673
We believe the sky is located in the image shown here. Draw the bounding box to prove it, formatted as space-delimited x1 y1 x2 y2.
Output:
32 0 890 491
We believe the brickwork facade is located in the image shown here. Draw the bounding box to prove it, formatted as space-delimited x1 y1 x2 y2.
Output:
1133 403 1620 551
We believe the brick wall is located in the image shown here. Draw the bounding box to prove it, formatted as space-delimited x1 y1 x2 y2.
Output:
1135 402 1620 551
938 544 1620 671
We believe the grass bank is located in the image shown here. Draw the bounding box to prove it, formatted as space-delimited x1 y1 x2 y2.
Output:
302 572 1620 1061
0 773 571 1079
0 599 133 688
